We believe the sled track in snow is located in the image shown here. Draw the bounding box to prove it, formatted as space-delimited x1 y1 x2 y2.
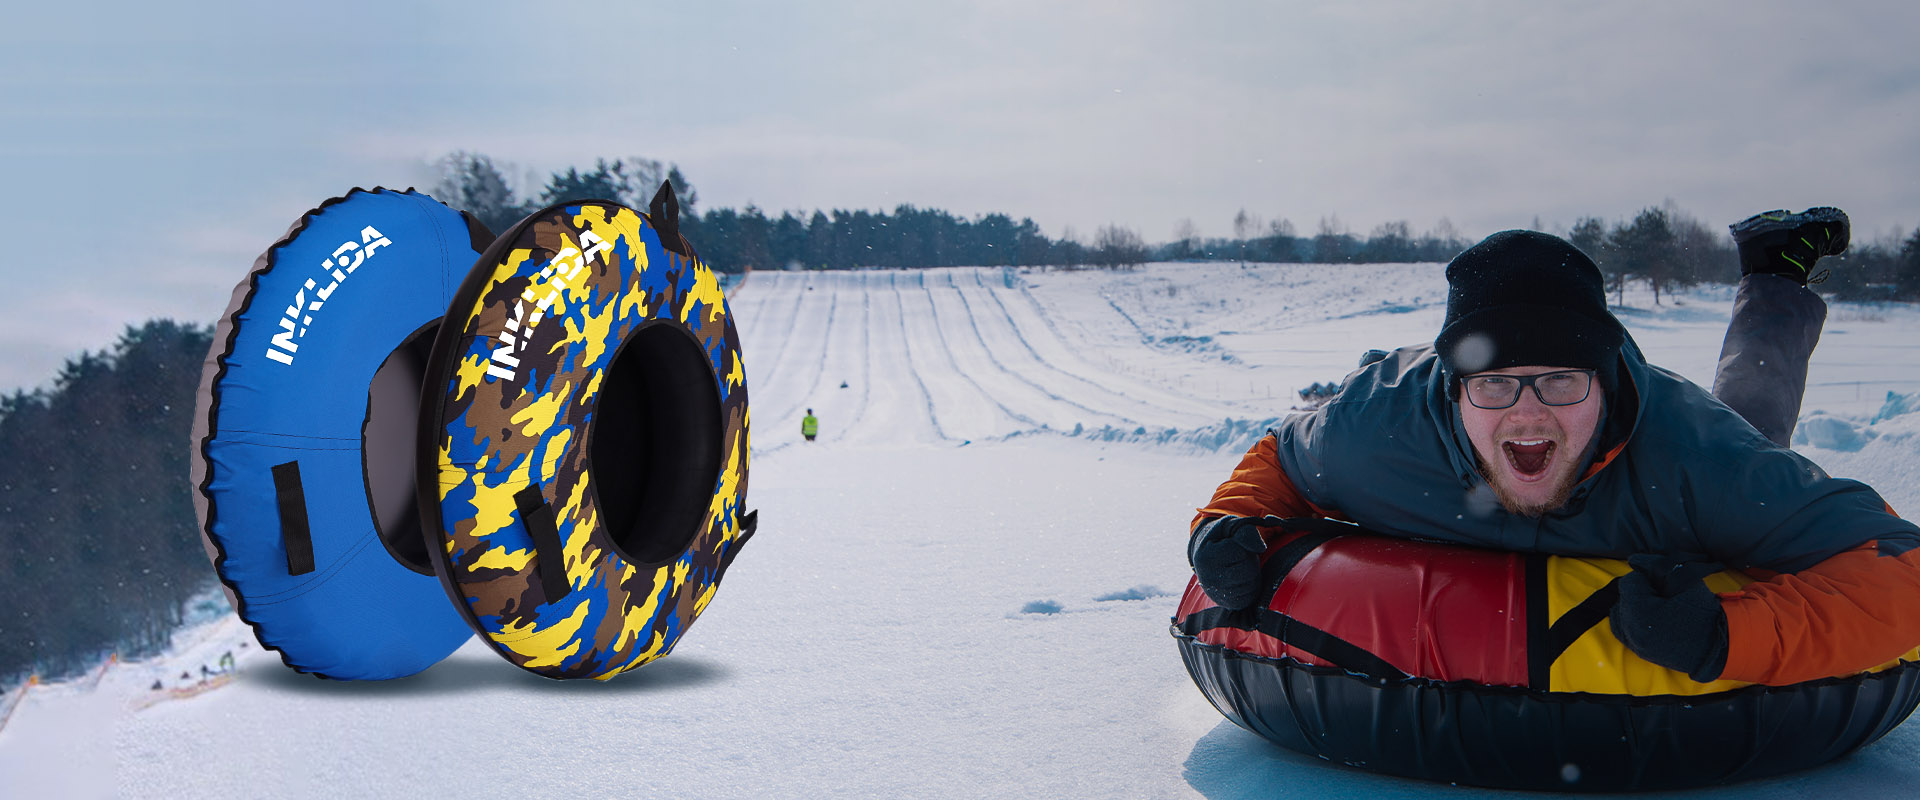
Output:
934 271 1127 429
951 269 1237 426
734 267 1261 453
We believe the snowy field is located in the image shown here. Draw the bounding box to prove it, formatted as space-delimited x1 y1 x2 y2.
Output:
6 262 1920 798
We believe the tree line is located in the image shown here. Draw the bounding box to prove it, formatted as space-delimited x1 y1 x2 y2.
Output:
434 152 1920 300
1569 203 1920 304
432 153 1471 272
0 321 215 684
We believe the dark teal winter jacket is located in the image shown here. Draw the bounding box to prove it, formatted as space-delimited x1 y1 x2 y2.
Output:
1271 338 1918 569
1214 336 1920 684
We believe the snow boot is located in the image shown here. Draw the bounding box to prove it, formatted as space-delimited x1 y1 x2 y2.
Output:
1730 207 1849 286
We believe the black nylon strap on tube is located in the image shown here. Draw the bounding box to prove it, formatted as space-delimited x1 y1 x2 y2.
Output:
513 486 571 605
1526 554 1553 689
719 509 758 573
1539 576 1623 675
1176 606 1409 681
270 461 315 576
1257 530 1338 599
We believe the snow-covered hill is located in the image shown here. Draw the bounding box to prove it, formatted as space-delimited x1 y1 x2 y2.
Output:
6 262 1920 798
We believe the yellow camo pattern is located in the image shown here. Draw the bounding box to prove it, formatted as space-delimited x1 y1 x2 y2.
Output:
430 201 749 679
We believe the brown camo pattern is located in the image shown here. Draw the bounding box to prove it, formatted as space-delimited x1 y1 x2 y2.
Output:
427 201 748 679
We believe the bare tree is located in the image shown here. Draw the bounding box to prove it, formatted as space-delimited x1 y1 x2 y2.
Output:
1313 215 1351 263
1092 224 1148 268
1233 209 1263 241
1171 218 1200 260
1366 220 1415 262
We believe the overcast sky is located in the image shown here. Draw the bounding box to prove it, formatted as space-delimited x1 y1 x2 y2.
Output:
2 0 1917 391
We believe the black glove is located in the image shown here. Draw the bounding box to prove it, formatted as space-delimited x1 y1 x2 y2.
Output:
1607 554 1730 682
1188 516 1270 611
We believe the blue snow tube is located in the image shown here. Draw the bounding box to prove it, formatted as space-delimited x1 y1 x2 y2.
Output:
191 188 487 679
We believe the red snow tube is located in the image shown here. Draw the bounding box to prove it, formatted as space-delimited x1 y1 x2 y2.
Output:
1172 517 1920 792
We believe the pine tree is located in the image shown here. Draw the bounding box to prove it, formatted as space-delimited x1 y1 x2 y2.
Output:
0 321 214 683
1899 228 1920 300
431 152 528 235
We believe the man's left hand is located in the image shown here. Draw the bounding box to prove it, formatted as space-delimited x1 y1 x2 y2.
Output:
1608 555 1730 682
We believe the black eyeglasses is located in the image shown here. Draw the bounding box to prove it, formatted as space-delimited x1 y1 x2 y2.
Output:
1461 370 1595 410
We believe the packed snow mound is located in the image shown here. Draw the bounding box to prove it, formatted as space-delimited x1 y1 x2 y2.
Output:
1873 390 1920 425
1798 413 1878 452
1044 416 1289 453
1792 391 1920 513
1795 391 1920 453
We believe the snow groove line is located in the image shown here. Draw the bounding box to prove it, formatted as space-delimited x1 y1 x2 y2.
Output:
750 273 811 399
1099 286 1156 344
835 274 876 438
729 270 780 344
1023 270 1260 420
767 285 840 440
917 270 1041 431
978 270 1232 423
727 275 760 341
1006 269 1144 373
889 271 951 442
941 269 1132 427
853 270 937 445
964 271 1167 419
0 682 26 733
961 268 1196 423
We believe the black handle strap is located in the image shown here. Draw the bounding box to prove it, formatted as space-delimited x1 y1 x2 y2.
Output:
270 461 315 576
1236 516 1366 602
1177 606 1411 680
649 180 696 260
718 509 758 573
513 486 571 605
1179 516 1410 679
1529 568 1625 688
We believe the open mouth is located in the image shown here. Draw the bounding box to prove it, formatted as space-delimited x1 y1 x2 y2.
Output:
1502 439 1555 480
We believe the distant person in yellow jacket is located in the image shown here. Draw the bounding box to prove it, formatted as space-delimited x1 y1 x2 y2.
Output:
802 409 818 442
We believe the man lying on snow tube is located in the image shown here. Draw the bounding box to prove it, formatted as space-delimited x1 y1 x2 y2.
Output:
1178 210 1920 791
417 187 754 680
192 188 486 680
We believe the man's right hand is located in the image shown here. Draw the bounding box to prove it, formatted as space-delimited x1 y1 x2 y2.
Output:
1188 516 1271 610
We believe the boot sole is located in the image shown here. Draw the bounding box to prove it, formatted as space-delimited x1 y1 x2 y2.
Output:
1729 206 1848 240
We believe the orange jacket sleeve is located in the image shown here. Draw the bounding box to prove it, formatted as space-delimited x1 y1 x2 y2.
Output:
1719 540 1920 685
1192 434 1334 533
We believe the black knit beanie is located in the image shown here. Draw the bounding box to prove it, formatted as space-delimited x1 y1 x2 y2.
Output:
1435 230 1624 392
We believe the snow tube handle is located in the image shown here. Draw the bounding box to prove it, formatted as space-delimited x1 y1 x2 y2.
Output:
719 509 757 573
1178 516 1412 679
513 487 570 605
1531 571 1623 686
270 461 315 576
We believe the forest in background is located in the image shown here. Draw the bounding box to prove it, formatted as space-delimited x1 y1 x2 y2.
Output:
433 152 1920 303
0 322 212 684
7 154 1920 684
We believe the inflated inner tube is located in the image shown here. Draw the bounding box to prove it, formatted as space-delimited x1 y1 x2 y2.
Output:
1173 517 1920 792
192 188 484 680
418 197 754 680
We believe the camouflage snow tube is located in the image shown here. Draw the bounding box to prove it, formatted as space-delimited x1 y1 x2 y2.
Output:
417 198 754 680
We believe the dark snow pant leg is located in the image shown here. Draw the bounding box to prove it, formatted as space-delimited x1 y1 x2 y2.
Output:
1711 274 1827 447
